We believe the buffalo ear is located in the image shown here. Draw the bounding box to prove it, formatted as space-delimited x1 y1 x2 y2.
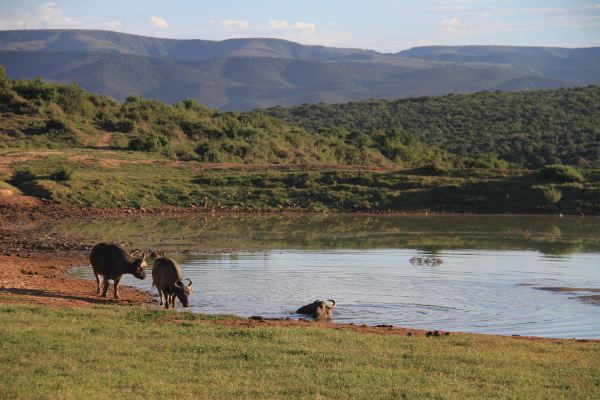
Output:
175 280 184 287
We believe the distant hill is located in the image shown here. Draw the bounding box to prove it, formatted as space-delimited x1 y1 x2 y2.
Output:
395 45 600 83
0 29 379 61
0 30 599 110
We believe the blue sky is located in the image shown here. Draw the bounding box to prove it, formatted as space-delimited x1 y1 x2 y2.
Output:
1 1 599 51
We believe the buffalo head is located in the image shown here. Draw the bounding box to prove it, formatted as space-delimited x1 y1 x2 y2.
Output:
297 299 336 319
173 279 193 307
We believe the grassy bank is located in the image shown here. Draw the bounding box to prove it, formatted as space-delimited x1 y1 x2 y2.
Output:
3 148 599 214
0 303 598 399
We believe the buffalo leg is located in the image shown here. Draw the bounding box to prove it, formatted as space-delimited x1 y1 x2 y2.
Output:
101 277 110 297
113 278 121 300
162 290 170 309
94 272 101 295
158 289 163 306
169 294 176 309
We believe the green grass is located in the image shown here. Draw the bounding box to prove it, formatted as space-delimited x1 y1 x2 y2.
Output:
4 148 600 214
0 303 598 399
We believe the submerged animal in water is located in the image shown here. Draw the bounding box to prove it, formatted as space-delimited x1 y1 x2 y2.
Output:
152 257 193 309
296 299 337 319
89 243 147 299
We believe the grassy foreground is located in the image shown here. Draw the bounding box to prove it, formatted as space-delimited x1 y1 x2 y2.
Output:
1 303 599 399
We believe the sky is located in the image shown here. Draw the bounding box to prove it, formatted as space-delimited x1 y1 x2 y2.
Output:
0 0 599 52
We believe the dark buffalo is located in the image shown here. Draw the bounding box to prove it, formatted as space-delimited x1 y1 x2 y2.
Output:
297 299 336 319
89 243 147 299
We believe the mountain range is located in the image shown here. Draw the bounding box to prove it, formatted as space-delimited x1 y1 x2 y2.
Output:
1 29 599 110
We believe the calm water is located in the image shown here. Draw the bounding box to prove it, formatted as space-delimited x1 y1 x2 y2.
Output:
60 215 600 338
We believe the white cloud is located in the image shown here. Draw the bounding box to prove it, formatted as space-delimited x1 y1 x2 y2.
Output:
267 19 289 29
267 20 316 30
440 17 462 27
149 16 168 28
293 21 316 30
0 1 80 29
210 19 250 28
103 20 122 28
426 6 490 13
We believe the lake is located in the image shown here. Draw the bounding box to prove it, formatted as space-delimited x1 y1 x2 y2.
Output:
58 214 600 338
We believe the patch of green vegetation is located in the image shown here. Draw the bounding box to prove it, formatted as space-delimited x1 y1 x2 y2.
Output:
0 303 598 399
540 164 585 183
49 165 74 181
1 71 599 214
536 185 563 205
0 68 469 168
265 86 600 169
5 149 600 213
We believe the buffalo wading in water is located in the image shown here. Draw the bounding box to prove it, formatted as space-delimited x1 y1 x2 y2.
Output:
297 299 337 319
152 257 193 309
89 243 147 299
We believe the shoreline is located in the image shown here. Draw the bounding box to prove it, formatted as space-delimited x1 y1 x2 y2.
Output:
1 195 598 342
2 190 596 226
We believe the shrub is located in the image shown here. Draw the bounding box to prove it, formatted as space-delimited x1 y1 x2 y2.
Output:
540 165 584 183
49 166 73 181
422 160 449 175
0 89 29 113
128 131 170 152
538 185 562 205
45 129 81 146
45 116 71 132
113 118 136 133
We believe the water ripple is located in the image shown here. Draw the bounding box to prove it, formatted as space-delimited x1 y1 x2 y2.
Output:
73 248 600 338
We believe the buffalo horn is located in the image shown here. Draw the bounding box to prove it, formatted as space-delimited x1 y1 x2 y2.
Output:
327 299 336 309
130 248 142 257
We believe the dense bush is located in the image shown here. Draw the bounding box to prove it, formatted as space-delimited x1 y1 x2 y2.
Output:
128 131 171 152
49 166 74 181
540 165 584 183
266 86 600 168
45 117 71 132
107 118 136 133
2 70 598 170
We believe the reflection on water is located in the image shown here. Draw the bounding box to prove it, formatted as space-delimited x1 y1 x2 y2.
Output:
47 214 600 254
61 215 600 338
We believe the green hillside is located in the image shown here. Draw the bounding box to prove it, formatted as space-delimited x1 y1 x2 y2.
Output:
0 68 463 168
265 86 600 168
1 73 599 214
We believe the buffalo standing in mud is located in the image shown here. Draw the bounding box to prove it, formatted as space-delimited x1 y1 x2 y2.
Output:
152 257 193 309
89 243 147 299
297 299 337 319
